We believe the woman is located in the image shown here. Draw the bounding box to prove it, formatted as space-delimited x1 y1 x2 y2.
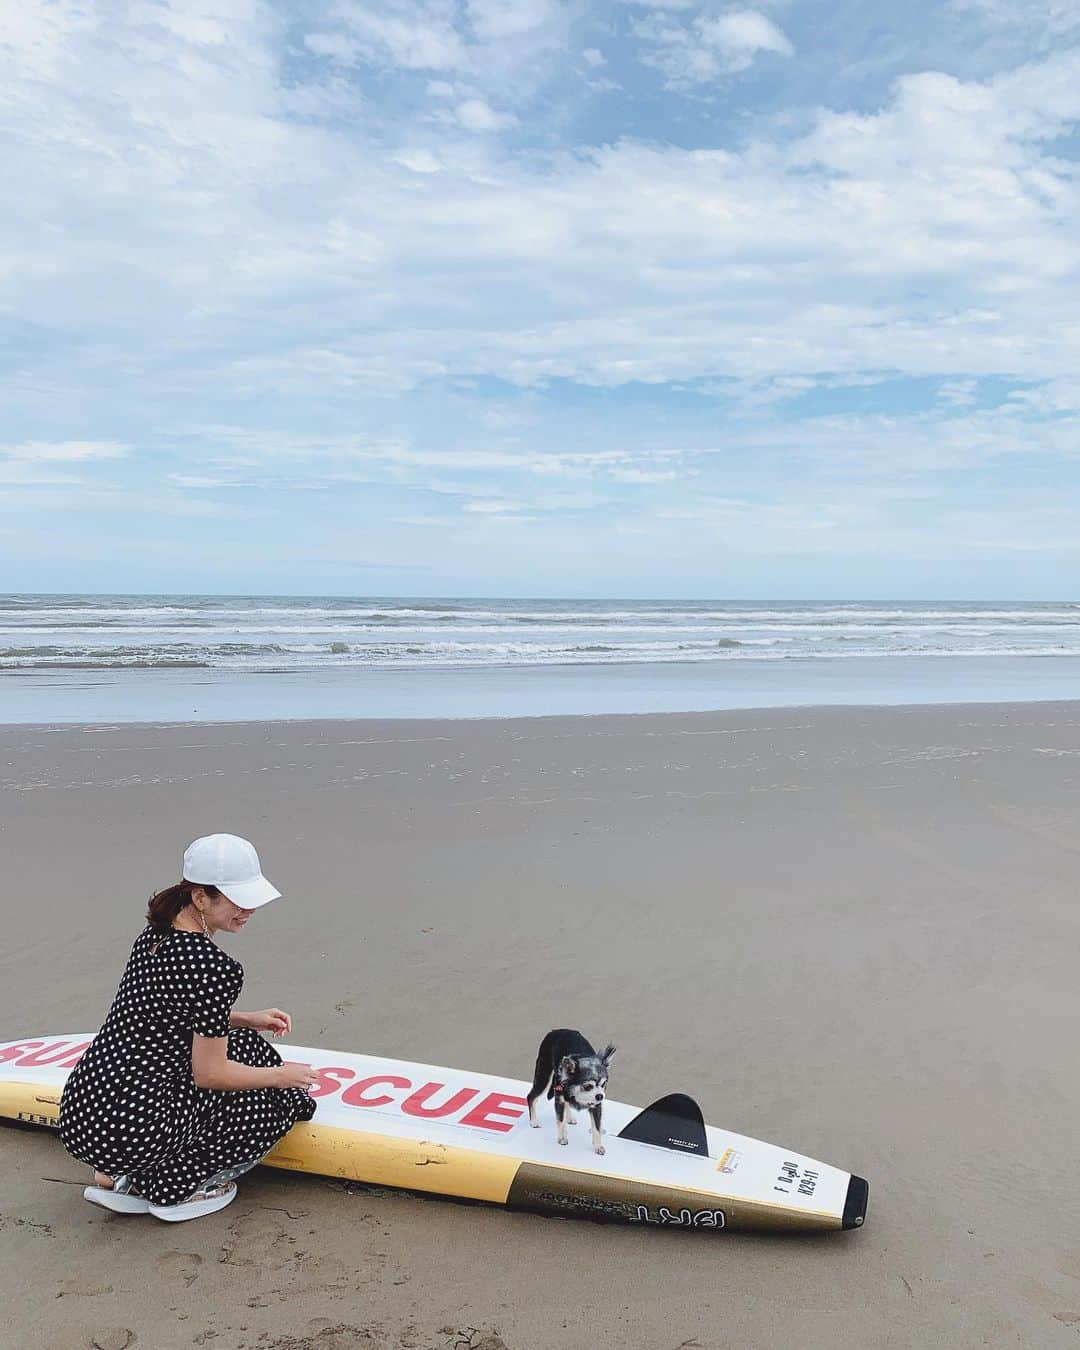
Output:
59 833 317 1223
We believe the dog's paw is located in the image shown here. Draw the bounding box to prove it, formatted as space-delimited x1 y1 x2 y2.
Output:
529 1120 540 1129
593 1145 606 1156
557 1136 568 1146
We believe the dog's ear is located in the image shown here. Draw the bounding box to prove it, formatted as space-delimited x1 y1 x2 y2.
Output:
558 1055 577 1079
601 1043 616 1064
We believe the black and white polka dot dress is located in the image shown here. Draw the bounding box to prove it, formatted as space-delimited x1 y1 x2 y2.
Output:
59 926 316 1206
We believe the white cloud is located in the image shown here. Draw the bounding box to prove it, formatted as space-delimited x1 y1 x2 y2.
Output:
635 6 793 86
0 0 97 85
0 462 87 487
466 0 560 42
463 497 527 511
1005 378 1080 415
302 0 572 96
393 513 464 526
2 440 129 462
451 96 517 132
609 466 682 482
168 473 249 488
322 2 470 72
303 32 364 65
937 379 979 407
949 0 1080 42
393 146 445 173
582 47 606 67
164 426 692 487
699 10 793 62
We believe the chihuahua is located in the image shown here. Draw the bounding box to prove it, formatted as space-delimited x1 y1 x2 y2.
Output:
527 1029 616 1155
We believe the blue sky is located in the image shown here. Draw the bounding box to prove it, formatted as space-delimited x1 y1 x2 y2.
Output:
2 0 1080 598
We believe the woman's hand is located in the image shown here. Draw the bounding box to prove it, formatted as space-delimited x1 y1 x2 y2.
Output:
235 1008 292 1037
276 1061 317 1092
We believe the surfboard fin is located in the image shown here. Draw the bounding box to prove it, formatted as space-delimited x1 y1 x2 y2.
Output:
617 1092 709 1156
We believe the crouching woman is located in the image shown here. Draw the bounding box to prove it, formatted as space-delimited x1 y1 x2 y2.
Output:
59 834 317 1223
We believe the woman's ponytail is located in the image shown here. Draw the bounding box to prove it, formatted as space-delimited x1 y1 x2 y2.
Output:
147 879 221 931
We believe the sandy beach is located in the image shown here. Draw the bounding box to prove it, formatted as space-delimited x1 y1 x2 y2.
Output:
2 702 1079 1349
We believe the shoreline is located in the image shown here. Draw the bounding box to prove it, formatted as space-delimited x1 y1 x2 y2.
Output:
3 691 1080 733
6 651 1080 725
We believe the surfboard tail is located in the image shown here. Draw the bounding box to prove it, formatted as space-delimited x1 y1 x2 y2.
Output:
842 1174 869 1230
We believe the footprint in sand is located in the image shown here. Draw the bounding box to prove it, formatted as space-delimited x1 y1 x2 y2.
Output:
89 1330 135 1350
441 1330 510 1350
155 1250 203 1287
1057 1251 1080 1281
1019 1274 1080 1329
219 1208 298 1270
57 1280 114 1298
265 1324 380 1349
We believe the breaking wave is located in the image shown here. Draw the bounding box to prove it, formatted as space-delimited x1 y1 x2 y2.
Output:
3 595 1080 673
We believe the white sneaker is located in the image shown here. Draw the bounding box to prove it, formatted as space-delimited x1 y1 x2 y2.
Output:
148 1182 237 1223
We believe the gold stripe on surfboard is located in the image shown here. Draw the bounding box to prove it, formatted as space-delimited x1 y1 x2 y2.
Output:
506 1155 843 1224
263 1121 519 1205
506 1161 841 1232
0 1080 62 1128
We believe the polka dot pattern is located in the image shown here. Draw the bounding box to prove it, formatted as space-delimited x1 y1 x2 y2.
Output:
59 926 316 1206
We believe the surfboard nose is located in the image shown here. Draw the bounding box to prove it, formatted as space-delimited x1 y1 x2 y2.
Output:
842 1174 869 1229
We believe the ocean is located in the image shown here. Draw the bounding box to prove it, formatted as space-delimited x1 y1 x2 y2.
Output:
2 594 1080 723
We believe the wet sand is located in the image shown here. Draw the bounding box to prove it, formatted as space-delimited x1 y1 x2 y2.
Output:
1 703 1079 1349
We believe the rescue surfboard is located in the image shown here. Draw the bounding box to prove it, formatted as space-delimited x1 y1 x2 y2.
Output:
0 1034 868 1233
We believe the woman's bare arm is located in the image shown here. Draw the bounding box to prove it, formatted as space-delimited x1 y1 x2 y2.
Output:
228 1008 291 1035
191 1035 313 1092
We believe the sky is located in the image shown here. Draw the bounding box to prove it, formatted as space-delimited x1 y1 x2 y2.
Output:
2 0 1080 599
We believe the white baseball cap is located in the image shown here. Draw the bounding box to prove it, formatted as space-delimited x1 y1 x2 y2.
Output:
182 834 281 909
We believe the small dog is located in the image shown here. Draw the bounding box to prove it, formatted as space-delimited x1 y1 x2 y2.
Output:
527 1029 615 1155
